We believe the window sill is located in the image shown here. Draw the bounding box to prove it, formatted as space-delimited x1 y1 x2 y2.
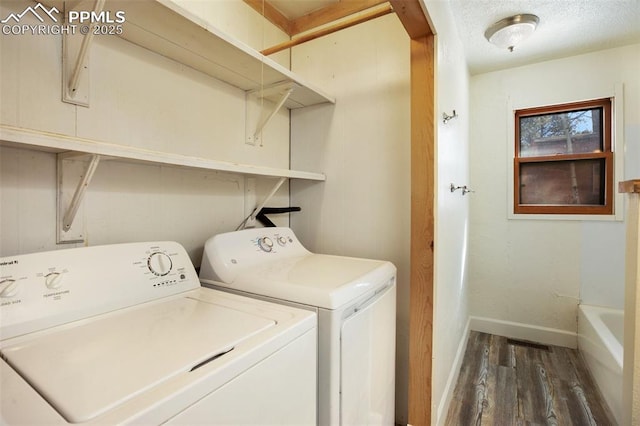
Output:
508 212 622 221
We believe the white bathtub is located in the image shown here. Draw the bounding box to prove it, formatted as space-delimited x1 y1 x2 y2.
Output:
577 304 623 424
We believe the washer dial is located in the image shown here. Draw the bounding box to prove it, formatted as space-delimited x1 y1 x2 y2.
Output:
148 252 172 276
45 272 64 289
0 279 18 298
258 237 274 252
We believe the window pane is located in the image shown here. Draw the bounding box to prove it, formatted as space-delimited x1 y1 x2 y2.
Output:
519 108 603 157
519 159 605 205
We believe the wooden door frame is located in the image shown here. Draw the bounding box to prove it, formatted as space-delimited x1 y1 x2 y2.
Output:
619 180 640 426
390 0 436 426
408 33 435 426
389 1 436 424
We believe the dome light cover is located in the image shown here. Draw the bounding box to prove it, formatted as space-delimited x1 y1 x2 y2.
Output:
485 14 539 52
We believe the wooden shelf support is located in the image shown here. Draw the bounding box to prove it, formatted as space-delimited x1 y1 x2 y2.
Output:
62 0 105 106
237 177 287 230
253 85 295 145
69 0 105 95
57 153 101 243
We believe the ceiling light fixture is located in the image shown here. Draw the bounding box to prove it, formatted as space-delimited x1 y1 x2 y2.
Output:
484 14 539 52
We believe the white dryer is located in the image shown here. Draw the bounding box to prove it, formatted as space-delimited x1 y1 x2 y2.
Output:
200 227 397 425
0 241 316 425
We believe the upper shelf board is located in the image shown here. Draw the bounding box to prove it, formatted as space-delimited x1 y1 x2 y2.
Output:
0 125 326 181
100 0 335 109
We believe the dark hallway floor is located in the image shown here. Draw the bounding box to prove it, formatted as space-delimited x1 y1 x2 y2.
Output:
445 331 616 425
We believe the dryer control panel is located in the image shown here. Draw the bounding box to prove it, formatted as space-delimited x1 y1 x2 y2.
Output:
200 227 310 284
0 242 199 340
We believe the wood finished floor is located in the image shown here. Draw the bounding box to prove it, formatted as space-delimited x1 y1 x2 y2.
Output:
445 331 617 426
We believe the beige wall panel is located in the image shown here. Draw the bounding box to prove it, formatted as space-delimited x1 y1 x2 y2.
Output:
0 147 59 255
0 2 75 134
290 14 411 424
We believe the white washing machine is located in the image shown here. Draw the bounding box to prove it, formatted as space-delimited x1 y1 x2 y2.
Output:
0 241 316 425
199 227 397 425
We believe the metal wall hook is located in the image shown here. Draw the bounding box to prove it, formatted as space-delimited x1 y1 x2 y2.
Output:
442 110 458 124
450 183 475 195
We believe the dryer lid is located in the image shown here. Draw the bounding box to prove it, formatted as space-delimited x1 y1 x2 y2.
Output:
1 295 275 423
229 254 396 309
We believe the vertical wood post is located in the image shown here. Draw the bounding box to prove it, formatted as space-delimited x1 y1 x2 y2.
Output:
620 179 640 425
408 34 435 426
388 0 436 423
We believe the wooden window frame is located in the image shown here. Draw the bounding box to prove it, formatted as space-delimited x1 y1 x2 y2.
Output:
514 98 614 215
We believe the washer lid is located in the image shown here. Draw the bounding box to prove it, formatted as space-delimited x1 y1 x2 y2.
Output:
229 254 396 309
0 295 275 423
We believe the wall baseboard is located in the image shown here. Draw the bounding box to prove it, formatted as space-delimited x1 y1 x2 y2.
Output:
469 316 577 349
435 318 471 426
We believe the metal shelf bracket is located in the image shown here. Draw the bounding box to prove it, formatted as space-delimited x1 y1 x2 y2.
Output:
57 153 101 243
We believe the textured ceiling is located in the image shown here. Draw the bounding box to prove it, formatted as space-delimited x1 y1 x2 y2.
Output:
448 0 640 75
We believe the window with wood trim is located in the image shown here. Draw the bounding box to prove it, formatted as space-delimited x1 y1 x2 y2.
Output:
514 98 613 215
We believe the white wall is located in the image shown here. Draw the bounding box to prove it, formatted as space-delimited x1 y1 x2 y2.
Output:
289 14 412 424
469 44 640 342
422 0 471 424
0 1 290 263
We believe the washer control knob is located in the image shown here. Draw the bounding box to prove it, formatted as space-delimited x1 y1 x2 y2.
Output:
0 279 18 298
258 237 274 252
148 253 172 276
277 236 287 247
45 272 63 289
